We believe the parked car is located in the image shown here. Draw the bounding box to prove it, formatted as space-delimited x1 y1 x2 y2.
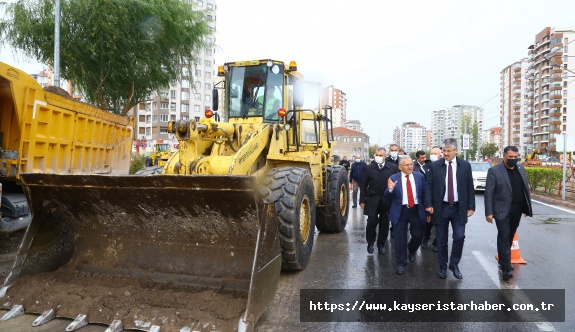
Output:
542 157 561 166
469 162 492 191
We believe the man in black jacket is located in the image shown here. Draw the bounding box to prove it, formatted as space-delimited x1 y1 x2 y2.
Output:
349 154 367 208
385 144 400 165
425 138 475 280
360 147 399 255
413 150 433 249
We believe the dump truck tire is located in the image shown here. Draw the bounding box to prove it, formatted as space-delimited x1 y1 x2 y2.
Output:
316 165 349 233
260 167 316 271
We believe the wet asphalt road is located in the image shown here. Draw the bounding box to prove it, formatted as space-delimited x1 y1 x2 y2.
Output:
257 193 575 332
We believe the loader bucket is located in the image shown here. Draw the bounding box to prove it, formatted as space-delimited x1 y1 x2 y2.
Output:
1 173 281 331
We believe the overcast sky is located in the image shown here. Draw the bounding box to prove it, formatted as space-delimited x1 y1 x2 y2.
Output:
3 0 575 147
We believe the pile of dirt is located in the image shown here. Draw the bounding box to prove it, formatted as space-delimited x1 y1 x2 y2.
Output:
4 269 248 331
44 85 72 98
0 230 24 282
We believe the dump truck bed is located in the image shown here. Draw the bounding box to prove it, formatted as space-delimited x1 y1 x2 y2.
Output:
1 173 281 331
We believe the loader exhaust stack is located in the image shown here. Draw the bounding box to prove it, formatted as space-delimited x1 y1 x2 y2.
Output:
1 173 281 331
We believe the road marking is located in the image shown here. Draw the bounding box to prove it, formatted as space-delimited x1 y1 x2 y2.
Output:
532 199 575 214
472 251 556 332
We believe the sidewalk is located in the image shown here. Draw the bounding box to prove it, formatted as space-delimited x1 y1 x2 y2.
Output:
531 192 575 210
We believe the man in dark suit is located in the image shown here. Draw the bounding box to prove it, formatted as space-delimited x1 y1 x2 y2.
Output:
484 146 533 281
385 144 400 165
360 147 399 254
425 138 475 280
385 156 431 275
414 150 434 250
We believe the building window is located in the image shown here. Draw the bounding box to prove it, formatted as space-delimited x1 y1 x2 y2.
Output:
343 138 349 143
160 114 169 122
194 117 200 122
206 72 212 79
195 81 201 90
205 95 211 102
160 103 168 110
170 103 176 111
358 137 362 142
195 93 201 100
207 3 213 10
181 91 189 100
197 0 203 7
194 105 200 112
206 49 212 56
181 104 189 113
205 83 211 90
182 80 189 89
195 69 201 77
205 60 211 67
170 115 176 121
170 90 176 99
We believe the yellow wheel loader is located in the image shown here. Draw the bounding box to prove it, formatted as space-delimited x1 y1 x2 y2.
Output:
144 143 172 167
0 59 349 331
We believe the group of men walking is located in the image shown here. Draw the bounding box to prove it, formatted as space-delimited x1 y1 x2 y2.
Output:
344 138 532 281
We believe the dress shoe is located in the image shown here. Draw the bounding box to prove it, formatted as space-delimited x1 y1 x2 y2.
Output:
352 205 357 208
449 265 463 279
437 266 447 279
502 271 513 281
408 252 416 263
378 245 386 255
367 243 374 254
396 266 405 275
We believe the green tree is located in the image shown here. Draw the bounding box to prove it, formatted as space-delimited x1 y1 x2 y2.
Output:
0 0 211 115
460 113 480 161
480 143 499 159
369 144 378 157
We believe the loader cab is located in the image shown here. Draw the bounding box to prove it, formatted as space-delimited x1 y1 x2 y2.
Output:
226 61 284 123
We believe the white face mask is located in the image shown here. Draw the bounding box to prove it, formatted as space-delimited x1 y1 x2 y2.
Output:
355 158 361 163
390 151 398 158
374 156 384 164
430 155 439 162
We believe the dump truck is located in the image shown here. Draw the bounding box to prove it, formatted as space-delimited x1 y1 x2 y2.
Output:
144 142 172 167
0 59 349 331
0 62 133 234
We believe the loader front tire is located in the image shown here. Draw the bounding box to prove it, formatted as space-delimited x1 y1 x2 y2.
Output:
316 165 349 233
261 167 316 271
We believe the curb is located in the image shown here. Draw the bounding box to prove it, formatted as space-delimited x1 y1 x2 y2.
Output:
531 193 575 210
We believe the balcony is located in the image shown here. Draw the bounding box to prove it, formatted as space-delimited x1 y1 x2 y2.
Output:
551 111 562 117
551 101 562 108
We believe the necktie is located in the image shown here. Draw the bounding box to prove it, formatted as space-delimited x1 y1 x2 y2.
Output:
406 174 415 208
448 161 454 203
379 164 383 170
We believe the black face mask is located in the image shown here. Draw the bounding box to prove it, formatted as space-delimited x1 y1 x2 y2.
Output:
506 159 518 168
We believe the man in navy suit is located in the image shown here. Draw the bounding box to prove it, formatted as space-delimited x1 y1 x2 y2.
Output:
385 155 431 275
425 138 475 280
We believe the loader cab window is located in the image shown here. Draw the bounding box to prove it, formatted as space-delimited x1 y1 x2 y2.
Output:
301 119 318 144
227 63 284 121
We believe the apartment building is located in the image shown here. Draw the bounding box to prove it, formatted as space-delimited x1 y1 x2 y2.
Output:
131 0 217 148
500 58 532 156
392 122 428 153
431 105 484 149
332 127 370 161
525 27 575 156
322 85 347 128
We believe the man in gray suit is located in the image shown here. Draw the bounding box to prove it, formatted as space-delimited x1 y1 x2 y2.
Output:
425 138 475 280
484 146 533 281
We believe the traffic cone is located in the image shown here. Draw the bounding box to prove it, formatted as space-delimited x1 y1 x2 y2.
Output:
495 233 527 264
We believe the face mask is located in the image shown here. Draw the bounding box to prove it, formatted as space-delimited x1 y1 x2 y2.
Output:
390 151 398 158
430 155 439 162
355 159 361 163
374 156 384 164
506 159 518 168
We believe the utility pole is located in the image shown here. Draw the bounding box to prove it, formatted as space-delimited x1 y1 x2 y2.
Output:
53 0 61 88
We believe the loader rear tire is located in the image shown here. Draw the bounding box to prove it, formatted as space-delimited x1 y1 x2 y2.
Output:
260 167 316 271
316 165 349 233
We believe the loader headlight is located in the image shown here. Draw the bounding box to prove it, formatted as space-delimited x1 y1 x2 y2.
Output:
205 109 213 118
277 108 286 118
284 124 291 130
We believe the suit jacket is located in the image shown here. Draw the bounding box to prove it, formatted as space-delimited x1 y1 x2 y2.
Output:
360 162 399 216
385 156 399 165
484 162 533 220
424 157 476 225
384 171 428 225
413 160 431 180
